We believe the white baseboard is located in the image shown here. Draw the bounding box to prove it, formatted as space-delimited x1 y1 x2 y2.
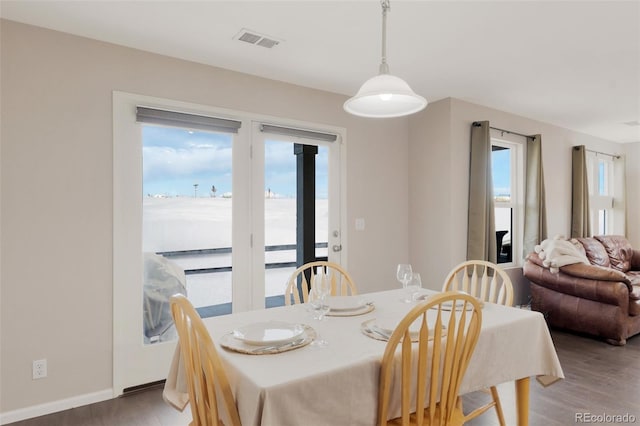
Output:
0 388 113 425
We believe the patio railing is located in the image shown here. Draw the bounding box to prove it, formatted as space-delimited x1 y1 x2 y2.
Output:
156 243 328 318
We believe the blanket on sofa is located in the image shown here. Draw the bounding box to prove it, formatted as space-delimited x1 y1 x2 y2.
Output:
535 237 590 273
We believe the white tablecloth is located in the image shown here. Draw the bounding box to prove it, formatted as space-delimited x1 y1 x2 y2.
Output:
164 289 564 426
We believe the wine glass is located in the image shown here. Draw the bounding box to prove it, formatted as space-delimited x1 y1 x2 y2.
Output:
397 264 413 302
406 272 423 302
309 273 330 347
309 286 330 321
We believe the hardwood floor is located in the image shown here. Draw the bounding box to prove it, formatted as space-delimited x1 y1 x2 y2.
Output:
463 330 640 425
8 329 640 426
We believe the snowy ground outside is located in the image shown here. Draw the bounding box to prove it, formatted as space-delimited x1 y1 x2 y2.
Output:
143 197 328 308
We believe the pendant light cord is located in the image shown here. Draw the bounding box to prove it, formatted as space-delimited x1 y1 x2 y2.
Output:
379 0 390 75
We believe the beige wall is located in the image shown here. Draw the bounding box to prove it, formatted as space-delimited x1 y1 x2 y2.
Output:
408 97 636 304
0 20 409 413
407 98 455 289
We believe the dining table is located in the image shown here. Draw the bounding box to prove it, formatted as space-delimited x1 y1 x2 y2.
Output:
163 288 564 426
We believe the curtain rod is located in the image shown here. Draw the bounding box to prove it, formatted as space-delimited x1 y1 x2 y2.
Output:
585 148 621 159
489 126 533 139
472 122 533 139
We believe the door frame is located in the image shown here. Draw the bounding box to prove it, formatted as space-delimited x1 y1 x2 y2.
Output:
112 91 347 395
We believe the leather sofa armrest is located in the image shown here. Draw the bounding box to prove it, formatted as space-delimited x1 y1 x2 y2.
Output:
523 256 630 306
560 263 632 288
527 251 633 289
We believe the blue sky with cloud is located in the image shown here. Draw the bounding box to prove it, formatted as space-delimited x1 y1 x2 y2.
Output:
492 149 510 197
143 125 328 198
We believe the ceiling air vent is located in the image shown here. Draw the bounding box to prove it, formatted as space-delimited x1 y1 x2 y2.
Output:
234 28 281 49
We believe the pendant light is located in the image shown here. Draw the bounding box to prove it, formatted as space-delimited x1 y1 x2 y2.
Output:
344 0 427 118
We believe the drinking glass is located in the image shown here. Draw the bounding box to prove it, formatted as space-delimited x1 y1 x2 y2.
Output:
406 272 423 302
396 264 413 302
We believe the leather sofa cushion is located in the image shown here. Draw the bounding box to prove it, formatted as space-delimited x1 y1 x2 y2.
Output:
631 250 640 270
627 271 640 286
630 297 640 316
595 235 633 272
577 237 611 268
569 238 587 256
631 285 640 301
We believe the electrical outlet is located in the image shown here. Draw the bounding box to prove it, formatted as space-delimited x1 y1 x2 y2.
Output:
33 359 47 379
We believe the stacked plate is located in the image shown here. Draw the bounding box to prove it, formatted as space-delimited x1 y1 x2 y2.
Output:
232 321 305 346
324 296 374 316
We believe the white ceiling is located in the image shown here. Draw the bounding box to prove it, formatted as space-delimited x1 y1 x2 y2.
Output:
2 0 639 143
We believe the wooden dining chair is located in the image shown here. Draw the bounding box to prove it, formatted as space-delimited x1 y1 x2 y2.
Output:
170 294 241 426
378 291 483 426
442 260 514 425
283 260 357 305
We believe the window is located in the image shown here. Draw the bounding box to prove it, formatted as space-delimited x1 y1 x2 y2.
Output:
491 137 524 265
586 152 620 235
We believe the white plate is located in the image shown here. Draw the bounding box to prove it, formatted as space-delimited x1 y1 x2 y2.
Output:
232 321 305 346
326 296 367 312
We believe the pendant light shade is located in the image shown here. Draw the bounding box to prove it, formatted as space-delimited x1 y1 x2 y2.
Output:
343 74 427 118
344 0 427 118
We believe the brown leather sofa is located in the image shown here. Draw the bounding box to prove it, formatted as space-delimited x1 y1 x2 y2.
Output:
523 235 640 345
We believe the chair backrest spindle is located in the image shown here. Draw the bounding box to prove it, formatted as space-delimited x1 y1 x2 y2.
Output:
284 261 357 305
443 260 514 308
